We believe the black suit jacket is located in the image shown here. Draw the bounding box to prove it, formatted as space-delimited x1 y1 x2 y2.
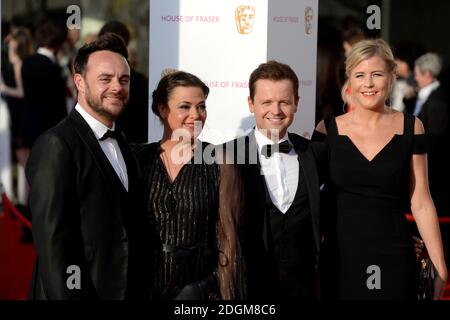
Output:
26 109 153 299
418 86 449 139
226 130 327 299
116 69 149 143
418 86 450 215
21 53 68 147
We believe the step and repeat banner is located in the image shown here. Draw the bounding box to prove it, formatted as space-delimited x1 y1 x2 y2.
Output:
149 0 318 144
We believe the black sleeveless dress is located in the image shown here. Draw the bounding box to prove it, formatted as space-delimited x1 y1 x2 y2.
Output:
325 113 426 300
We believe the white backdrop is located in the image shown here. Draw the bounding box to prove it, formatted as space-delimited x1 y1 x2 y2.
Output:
149 0 318 144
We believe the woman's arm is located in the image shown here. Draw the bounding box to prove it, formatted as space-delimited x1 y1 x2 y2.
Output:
0 61 24 98
410 118 448 299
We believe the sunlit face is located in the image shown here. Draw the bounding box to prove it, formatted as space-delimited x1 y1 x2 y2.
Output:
159 86 207 141
75 50 130 123
343 41 352 58
394 58 410 78
248 79 298 140
349 55 393 110
414 65 431 90
7 38 19 62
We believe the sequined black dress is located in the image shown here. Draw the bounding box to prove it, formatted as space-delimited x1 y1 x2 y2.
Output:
134 142 220 299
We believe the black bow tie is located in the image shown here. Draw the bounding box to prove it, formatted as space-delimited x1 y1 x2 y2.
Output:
261 140 292 158
99 129 121 141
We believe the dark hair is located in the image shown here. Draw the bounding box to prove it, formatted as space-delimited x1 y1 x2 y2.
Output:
151 71 209 118
73 33 129 75
342 28 366 46
393 42 426 71
34 20 67 49
10 27 34 60
249 60 299 101
98 21 131 46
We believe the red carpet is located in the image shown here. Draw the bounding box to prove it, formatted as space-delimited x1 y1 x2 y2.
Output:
0 209 35 300
0 195 449 300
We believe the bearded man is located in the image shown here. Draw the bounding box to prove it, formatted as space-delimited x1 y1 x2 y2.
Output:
26 33 154 300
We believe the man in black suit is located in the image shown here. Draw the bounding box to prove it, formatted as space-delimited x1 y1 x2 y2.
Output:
223 61 327 300
414 53 450 264
21 20 68 148
26 33 153 299
414 53 450 216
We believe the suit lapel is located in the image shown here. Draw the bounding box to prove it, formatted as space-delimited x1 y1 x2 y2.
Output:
289 133 321 254
68 110 128 223
70 110 130 191
244 130 275 254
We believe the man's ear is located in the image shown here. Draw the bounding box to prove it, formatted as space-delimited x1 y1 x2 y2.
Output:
158 103 168 119
74 73 85 94
248 96 255 113
294 96 300 113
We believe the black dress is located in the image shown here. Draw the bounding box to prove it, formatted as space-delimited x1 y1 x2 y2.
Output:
134 142 219 299
325 113 426 300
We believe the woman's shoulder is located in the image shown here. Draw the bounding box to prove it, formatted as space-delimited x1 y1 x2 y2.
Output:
315 115 339 134
334 112 350 127
131 142 161 161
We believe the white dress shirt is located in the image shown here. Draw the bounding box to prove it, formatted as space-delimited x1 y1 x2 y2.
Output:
413 81 440 116
75 104 129 191
255 128 299 213
37 47 57 63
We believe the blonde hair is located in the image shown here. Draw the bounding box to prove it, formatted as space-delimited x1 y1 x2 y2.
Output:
343 38 396 104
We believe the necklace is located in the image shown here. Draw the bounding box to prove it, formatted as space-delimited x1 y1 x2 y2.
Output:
161 149 177 183
160 146 193 183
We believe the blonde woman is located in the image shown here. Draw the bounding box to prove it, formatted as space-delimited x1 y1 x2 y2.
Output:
315 39 447 300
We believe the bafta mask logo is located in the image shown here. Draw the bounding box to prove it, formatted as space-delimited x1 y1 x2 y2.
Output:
235 5 256 34
305 6 313 35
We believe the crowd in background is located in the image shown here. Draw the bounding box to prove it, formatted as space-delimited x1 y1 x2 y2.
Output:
0 17 149 212
0 9 449 301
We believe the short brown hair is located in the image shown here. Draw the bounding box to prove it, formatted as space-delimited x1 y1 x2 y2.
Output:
151 71 209 118
342 28 366 46
98 21 131 46
249 60 299 101
73 33 128 75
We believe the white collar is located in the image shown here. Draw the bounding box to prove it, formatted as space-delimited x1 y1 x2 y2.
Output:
37 47 57 63
75 104 115 140
418 81 440 102
254 127 290 154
